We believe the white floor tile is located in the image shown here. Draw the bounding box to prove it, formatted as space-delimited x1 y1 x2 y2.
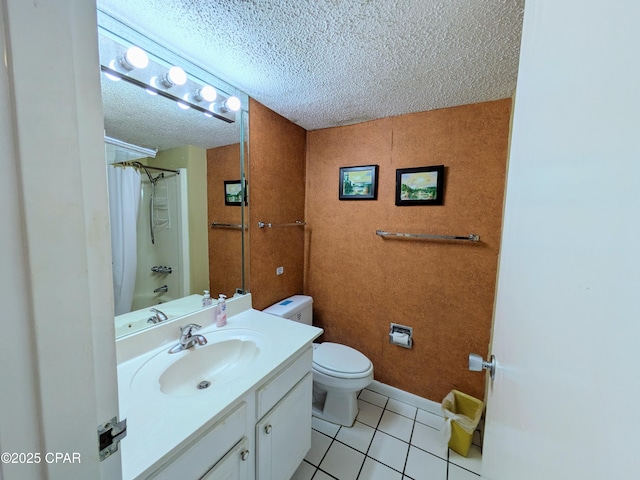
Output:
416 409 444 430
387 398 417 419
410 422 448 460
305 430 332 466
378 410 414 442
359 457 403 480
404 446 447 480
313 416 341 438
447 464 480 480
290 460 316 480
319 441 365 480
367 431 409 473
336 421 375 453
448 445 482 474
313 470 335 480
359 389 388 408
356 399 384 428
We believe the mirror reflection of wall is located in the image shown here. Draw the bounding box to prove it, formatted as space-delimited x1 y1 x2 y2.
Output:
98 11 248 338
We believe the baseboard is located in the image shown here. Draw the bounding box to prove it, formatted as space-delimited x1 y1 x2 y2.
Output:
366 380 443 417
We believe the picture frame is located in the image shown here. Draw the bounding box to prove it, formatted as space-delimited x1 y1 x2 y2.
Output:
339 165 379 200
395 165 444 206
224 180 246 206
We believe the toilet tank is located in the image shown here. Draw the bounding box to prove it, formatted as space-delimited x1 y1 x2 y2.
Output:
263 295 313 326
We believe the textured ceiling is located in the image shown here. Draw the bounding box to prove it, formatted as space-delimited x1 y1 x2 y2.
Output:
97 0 524 139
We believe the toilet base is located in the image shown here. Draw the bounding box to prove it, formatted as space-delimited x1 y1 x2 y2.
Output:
311 383 361 427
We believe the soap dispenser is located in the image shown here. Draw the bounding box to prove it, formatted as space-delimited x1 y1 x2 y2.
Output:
202 290 212 307
216 294 227 327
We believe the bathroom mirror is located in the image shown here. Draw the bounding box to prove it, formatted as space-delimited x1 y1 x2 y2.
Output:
98 12 249 338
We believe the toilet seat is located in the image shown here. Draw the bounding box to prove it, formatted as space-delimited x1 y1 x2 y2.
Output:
313 342 372 379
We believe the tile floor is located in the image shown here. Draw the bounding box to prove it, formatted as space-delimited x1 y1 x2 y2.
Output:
291 388 482 480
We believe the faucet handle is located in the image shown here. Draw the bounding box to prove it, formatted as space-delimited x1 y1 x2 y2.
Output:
180 323 202 336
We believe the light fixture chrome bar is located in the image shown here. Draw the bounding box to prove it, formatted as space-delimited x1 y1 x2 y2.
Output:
100 66 235 124
210 222 247 230
105 135 157 158
257 220 306 229
376 230 480 242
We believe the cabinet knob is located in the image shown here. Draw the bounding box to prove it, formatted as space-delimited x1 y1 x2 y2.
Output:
264 424 273 434
241 449 250 461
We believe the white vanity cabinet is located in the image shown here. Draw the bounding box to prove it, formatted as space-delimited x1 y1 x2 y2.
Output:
117 301 323 480
146 346 314 480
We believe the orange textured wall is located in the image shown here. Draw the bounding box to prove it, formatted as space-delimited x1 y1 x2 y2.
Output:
207 143 244 298
248 99 307 310
304 99 511 402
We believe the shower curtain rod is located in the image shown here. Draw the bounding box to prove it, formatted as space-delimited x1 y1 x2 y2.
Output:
114 161 180 176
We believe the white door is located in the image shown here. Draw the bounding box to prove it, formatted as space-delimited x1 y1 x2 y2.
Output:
481 1 640 478
0 1 121 479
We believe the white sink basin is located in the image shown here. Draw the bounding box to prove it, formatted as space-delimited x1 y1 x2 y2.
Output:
130 328 268 397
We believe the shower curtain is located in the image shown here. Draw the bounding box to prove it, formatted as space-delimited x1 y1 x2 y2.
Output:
108 166 141 315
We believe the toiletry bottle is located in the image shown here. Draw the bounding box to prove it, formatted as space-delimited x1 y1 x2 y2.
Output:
202 290 212 307
216 294 227 327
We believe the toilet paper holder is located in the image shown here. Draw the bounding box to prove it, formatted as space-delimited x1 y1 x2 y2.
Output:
389 323 413 349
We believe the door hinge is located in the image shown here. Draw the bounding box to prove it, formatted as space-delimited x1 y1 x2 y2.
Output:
98 416 127 461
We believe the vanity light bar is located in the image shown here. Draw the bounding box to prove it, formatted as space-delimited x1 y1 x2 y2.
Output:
98 27 241 123
100 64 235 123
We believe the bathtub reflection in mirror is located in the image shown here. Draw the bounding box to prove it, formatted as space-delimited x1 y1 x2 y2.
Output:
99 14 248 338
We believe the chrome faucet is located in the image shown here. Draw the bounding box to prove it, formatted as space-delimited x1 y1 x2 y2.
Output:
154 285 168 293
168 323 208 354
147 307 168 324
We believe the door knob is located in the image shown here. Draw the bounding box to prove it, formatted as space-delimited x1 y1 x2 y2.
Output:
469 353 496 379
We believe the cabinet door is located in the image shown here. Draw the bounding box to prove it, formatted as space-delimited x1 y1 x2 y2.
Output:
201 437 250 480
256 373 312 480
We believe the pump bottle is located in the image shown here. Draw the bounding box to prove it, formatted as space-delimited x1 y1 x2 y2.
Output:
202 290 212 307
216 294 227 327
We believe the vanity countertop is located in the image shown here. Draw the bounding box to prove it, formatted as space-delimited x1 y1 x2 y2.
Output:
116 296 322 479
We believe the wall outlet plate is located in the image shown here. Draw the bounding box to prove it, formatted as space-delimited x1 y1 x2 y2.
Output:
276 266 284 275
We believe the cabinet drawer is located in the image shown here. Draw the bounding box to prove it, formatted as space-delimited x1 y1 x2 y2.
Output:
150 402 247 480
256 345 312 418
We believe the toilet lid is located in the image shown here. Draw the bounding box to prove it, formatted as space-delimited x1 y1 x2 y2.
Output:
313 342 371 375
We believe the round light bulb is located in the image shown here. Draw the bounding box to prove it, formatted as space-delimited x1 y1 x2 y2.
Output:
121 46 148 70
197 85 217 102
167 66 187 86
104 60 121 81
225 96 241 112
146 77 159 95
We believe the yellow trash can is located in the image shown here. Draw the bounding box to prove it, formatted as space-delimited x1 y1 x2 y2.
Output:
442 390 484 457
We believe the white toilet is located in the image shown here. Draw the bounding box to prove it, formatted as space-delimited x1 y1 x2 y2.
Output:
264 295 374 426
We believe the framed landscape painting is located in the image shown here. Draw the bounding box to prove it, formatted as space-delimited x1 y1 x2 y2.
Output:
224 180 244 206
395 165 444 206
339 165 379 200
